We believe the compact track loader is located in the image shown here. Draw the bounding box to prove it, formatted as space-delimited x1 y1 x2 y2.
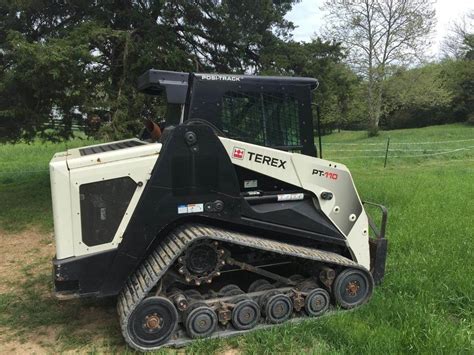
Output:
49 69 388 351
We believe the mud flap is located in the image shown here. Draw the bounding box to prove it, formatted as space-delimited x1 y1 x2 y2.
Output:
363 201 388 285
369 238 388 285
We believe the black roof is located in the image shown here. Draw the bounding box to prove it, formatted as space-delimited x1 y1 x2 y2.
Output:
137 69 189 103
137 69 319 104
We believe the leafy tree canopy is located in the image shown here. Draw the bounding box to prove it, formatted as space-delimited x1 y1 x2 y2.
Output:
0 0 299 142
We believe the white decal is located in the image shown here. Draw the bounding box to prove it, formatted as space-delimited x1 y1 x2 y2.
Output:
244 179 258 188
277 193 304 202
177 205 188 214
201 74 241 82
177 203 204 214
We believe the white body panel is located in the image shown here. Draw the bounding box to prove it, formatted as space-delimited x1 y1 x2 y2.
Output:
50 152 75 259
219 137 370 269
50 136 369 269
49 140 160 259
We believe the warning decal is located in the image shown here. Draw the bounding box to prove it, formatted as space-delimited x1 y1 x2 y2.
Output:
177 203 204 214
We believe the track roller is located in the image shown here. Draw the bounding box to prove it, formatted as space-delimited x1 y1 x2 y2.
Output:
248 279 272 293
333 268 374 309
185 303 218 339
297 279 319 292
125 296 178 349
289 274 305 283
304 288 330 317
262 291 293 324
183 289 203 300
231 298 261 330
219 284 245 296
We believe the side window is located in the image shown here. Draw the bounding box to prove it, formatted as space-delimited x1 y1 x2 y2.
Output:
79 177 136 246
221 91 301 148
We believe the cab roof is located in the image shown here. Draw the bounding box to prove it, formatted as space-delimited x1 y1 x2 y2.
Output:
137 69 319 104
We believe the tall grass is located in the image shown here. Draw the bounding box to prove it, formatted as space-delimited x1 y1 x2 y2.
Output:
0 124 473 353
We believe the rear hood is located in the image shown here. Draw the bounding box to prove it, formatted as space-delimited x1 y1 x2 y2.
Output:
66 139 162 170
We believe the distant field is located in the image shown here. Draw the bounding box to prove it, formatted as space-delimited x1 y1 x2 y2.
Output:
322 123 474 166
0 124 473 353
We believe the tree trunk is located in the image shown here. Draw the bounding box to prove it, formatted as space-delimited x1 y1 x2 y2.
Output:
367 75 382 137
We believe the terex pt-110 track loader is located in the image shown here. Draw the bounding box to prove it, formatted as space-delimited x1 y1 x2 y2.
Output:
49 69 388 351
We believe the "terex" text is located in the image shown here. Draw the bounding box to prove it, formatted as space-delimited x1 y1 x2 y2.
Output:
248 152 287 169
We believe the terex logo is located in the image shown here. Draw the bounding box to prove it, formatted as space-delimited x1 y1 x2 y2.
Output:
248 152 287 169
231 147 287 169
232 147 245 159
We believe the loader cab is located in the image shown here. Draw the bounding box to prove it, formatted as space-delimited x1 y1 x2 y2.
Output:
138 69 318 156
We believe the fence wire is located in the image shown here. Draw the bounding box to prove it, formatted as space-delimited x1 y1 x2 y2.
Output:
323 138 474 146
1 138 473 177
331 146 473 159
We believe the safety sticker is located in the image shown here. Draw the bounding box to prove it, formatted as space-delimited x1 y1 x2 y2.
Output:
244 179 258 188
277 193 304 201
177 203 204 214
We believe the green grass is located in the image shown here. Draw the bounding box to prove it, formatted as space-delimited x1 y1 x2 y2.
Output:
0 138 99 232
0 124 473 353
321 123 474 166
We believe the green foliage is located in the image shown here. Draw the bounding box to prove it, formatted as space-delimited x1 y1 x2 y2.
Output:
441 58 474 121
0 0 298 142
463 33 474 60
260 38 363 132
1 1 473 140
380 58 474 129
382 64 453 128
0 27 96 142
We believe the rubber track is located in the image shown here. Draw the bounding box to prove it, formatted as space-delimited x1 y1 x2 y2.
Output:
118 223 365 351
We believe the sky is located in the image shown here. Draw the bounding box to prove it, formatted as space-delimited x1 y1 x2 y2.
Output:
285 0 473 57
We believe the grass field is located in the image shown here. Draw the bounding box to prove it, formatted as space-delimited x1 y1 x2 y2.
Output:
0 124 473 353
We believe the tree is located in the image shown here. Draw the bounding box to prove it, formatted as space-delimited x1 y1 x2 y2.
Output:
0 0 299 142
441 11 474 60
441 59 474 124
323 0 435 135
259 38 361 132
382 64 453 128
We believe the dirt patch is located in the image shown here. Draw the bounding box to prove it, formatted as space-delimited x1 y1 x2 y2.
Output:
0 228 54 294
0 338 49 354
0 228 125 353
0 326 57 354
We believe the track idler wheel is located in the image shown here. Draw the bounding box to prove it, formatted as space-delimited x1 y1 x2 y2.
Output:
185 303 218 339
262 292 293 324
305 288 330 317
126 296 178 349
231 298 261 330
333 268 374 309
